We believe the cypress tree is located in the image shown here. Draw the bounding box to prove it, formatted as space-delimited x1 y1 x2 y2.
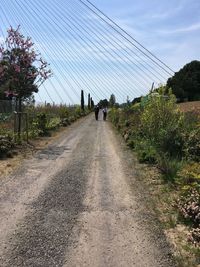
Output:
91 98 94 109
81 90 85 111
88 93 91 109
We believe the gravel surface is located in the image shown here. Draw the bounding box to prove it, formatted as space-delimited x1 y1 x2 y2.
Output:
0 112 176 267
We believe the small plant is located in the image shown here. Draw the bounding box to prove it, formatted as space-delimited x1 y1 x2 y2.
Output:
135 139 157 164
36 112 47 136
177 163 200 185
58 106 69 119
184 126 200 162
46 117 61 130
0 135 14 158
157 154 183 182
60 118 71 127
177 185 200 225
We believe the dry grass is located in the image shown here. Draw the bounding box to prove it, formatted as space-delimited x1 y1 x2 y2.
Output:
178 101 200 116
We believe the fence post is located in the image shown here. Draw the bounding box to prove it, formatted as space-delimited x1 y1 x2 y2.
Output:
14 112 17 143
26 113 28 143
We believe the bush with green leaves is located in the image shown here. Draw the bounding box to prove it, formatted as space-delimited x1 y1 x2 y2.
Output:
60 118 71 127
109 108 121 126
183 125 200 162
46 117 61 131
177 186 200 225
58 106 69 119
36 112 48 136
157 154 183 182
0 135 14 158
134 139 157 164
177 162 200 186
140 88 184 158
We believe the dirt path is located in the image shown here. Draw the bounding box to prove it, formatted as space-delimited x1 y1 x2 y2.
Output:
0 112 176 267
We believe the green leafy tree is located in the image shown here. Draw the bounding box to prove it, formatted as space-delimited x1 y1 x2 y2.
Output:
99 98 109 108
141 87 184 157
167 60 200 102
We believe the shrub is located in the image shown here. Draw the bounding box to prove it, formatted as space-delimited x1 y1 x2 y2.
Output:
135 139 157 164
0 135 14 158
46 117 61 131
176 165 200 245
75 106 82 118
177 185 200 226
58 106 69 119
109 108 121 126
141 88 184 158
60 118 71 127
184 126 200 162
36 113 47 136
156 154 183 182
177 163 200 185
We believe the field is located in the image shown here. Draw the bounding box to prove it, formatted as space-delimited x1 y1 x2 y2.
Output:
178 101 200 115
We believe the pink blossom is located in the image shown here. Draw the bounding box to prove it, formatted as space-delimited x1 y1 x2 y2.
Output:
14 65 20 72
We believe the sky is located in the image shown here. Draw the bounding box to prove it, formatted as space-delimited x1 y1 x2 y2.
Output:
93 0 200 70
0 0 199 104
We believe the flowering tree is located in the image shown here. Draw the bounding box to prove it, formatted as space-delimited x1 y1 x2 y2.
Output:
0 26 52 107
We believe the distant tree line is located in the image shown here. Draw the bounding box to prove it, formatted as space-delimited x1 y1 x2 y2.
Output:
167 60 200 102
131 60 200 104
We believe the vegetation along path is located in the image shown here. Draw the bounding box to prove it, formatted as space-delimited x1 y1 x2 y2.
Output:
0 112 176 267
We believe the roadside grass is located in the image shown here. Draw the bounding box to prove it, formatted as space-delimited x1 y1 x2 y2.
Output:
109 90 200 267
138 163 200 267
0 105 91 159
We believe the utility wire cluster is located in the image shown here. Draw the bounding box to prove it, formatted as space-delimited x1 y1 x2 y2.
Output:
0 0 174 104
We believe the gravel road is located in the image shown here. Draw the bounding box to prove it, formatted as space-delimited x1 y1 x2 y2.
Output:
0 112 176 267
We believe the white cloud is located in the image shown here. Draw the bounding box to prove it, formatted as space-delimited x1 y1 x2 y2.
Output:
158 22 200 34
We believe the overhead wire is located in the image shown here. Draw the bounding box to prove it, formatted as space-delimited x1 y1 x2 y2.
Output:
1 0 175 104
7 0 76 104
65 0 164 84
1 0 65 104
47 0 151 91
1 0 148 102
69 0 168 82
28 0 138 101
21 0 103 102
35 0 148 98
79 0 175 76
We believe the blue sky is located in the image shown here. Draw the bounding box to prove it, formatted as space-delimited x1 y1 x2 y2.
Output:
0 0 199 104
93 0 200 70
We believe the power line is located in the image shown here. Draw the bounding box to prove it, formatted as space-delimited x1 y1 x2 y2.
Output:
78 0 175 76
30 0 144 99
69 0 168 82
38 0 148 97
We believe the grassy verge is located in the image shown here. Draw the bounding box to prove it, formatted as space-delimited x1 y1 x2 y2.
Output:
139 164 200 267
109 88 200 266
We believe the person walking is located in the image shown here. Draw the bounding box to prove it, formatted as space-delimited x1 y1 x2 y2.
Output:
103 107 108 121
94 105 100 120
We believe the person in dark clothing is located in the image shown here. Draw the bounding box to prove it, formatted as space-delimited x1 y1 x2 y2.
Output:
94 105 100 120
102 107 108 121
